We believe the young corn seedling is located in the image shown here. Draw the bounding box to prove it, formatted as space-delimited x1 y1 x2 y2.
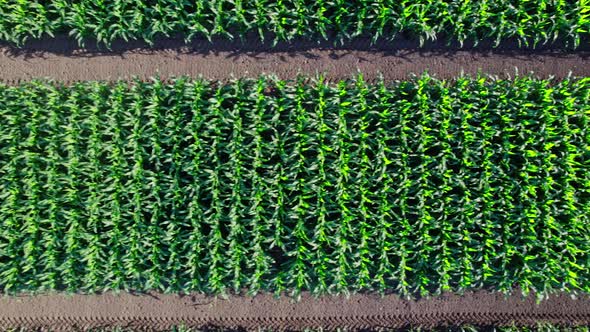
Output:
102 82 128 291
0 85 25 293
123 81 149 289
245 77 275 294
202 85 229 294
161 78 190 292
37 84 65 291
80 82 108 291
350 76 375 291
181 80 209 292
225 80 249 293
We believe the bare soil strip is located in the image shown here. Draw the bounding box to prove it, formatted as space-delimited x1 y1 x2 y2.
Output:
1 36 588 84
1 291 589 331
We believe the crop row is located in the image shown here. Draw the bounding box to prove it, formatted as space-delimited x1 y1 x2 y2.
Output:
0 76 588 297
0 0 589 47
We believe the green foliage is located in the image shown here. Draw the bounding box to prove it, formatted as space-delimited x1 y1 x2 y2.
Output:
0 0 588 47
0 75 589 298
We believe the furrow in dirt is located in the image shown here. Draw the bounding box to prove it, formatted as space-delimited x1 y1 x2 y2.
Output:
1 36 588 84
1 291 589 331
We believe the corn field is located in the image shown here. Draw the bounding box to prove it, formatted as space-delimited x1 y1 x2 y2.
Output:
0 76 588 297
0 0 589 47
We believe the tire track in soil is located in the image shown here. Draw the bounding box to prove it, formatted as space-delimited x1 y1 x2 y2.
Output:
1 291 589 331
0 35 589 84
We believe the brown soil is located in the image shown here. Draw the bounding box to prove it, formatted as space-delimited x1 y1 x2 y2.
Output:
1 291 589 331
1 35 588 84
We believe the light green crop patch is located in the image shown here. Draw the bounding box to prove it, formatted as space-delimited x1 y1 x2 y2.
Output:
0 75 588 298
0 0 588 47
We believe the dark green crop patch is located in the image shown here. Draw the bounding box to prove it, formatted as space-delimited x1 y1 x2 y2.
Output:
0 0 588 47
0 75 588 298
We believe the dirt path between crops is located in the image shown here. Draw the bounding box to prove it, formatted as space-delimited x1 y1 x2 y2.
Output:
1 290 589 331
1 35 589 84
